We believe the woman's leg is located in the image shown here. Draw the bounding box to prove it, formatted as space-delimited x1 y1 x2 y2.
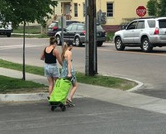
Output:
53 77 58 88
68 82 78 101
47 77 54 97
48 77 59 96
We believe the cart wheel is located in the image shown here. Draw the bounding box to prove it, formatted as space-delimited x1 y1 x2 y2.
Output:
61 105 66 112
51 106 55 111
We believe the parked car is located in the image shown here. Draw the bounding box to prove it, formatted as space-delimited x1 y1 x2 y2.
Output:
0 21 13 37
47 20 80 36
55 22 106 46
113 17 166 52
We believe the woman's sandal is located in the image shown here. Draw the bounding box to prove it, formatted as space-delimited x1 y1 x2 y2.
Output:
66 99 75 107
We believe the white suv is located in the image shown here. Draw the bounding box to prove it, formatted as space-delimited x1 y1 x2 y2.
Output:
0 21 13 37
113 17 166 52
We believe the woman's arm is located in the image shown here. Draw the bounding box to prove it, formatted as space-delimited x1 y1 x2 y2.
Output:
67 51 72 77
53 49 62 66
40 50 45 60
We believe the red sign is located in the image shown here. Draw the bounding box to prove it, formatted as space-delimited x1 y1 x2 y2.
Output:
136 6 146 17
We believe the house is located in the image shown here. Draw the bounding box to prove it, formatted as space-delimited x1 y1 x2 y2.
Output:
52 0 149 32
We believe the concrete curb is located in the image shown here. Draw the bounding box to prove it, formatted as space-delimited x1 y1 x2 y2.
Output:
0 67 144 102
0 79 143 102
11 33 40 36
0 93 48 102
124 77 144 92
103 73 144 92
0 92 85 102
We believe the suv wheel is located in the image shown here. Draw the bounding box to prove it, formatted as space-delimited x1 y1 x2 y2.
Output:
115 37 125 51
141 37 153 52
75 37 82 47
56 35 61 45
7 33 11 37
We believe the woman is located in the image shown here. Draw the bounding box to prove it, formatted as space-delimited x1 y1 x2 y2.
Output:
61 42 78 106
40 37 62 99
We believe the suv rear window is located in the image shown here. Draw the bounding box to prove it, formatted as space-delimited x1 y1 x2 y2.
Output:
0 22 2 28
49 22 58 28
159 19 166 28
147 20 155 28
77 24 84 30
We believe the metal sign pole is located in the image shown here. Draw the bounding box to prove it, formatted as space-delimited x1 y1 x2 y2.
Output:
94 17 97 74
85 0 89 76
61 15 64 46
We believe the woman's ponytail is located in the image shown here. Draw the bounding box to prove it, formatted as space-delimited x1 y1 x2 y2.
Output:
61 42 68 61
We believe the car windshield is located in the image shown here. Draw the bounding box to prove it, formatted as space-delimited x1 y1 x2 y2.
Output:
159 19 166 28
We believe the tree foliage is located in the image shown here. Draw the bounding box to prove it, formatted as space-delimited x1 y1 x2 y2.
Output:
0 0 58 28
146 0 158 16
147 0 166 17
0 0 58 80
158 0 166 16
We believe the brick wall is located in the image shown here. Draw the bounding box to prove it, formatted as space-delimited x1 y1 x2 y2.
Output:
102 25 121 32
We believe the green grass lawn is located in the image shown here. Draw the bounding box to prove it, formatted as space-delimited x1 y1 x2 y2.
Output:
0 59 137 93
0 75 47 94
13 25 41 34
106 32 114 41
12 25 49 38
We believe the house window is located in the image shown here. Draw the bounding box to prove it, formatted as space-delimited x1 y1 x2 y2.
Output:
107 3 113 17
74 3 78 17
83 3 85 17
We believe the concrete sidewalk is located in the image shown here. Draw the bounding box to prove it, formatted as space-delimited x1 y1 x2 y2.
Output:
0 67 166 114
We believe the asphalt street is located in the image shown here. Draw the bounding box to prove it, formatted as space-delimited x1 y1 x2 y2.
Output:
0 98 166 134
0 67 166 134
1 37 166 133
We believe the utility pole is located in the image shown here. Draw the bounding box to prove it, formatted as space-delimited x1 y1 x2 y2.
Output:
61 15 65 46
85 0 97 76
